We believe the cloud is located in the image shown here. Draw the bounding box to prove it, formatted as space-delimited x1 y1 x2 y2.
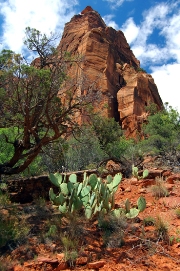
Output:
102 0 133 9
151 63 180 111
121 17 139 44
121 1 180 111
103 14 119 29
121 2 180 66
0 0 78 53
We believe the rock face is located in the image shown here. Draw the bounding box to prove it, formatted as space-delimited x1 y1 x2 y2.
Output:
57 6 163 137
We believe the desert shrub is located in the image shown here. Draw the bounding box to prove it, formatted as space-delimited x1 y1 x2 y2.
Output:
40 138 68 173
145 102 159 115
92 116 123 156
155 216 169 241
151 178 169 199
0 190 10 207
143 216 155 226
98 213 127 247
175 208 180 219
64 126 107 171
0 214 30 248
142 104 180 161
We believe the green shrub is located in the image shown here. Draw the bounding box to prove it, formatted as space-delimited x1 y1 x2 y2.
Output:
0 215 30 248
64 126 106 171
142 104 180 157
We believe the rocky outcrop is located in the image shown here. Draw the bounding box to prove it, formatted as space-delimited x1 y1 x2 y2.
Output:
117 64 163 137
57 6 163 137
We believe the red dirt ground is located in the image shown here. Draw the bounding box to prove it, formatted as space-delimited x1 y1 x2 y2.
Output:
1 170 180 271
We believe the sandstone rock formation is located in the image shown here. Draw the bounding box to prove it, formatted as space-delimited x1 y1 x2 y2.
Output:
57 6 163 137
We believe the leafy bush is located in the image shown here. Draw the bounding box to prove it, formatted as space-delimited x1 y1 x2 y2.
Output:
0 213 30 248
142 104 180 156
92 116 123 156
64 126 107 171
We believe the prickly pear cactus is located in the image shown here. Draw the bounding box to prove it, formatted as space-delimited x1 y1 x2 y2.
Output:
112 196 146 219
132 166 149 180
137 196 146 212
49 172 122 219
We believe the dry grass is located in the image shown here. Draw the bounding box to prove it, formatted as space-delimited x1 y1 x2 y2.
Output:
151 177 169 199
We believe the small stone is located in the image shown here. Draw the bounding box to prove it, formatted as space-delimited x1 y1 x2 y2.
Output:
125 187 131 192
167 174 180 183
88 260 106 269
14 265 24 271
37 256 58 263
130 178 138 185
138 188 146 194
53 261 68 271
76 256 88 265
56 253 65 261
164 184 174 191
23 262 34 267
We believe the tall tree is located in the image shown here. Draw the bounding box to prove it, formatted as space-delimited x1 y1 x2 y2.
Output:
0 28 95 175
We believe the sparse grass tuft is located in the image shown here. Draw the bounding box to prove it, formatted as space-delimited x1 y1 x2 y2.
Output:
155 216 169 241
98 213 127 247
0 190 10 207
175 208 180 219
143 216 155 226
61 235 79 266
151 178 169 199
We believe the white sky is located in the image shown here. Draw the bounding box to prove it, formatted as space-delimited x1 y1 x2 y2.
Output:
0 0 180 112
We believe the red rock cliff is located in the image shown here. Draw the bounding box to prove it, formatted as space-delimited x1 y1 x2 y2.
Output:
57 6 163 137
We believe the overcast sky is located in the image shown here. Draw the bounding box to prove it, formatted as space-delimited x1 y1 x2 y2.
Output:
0 0 180 112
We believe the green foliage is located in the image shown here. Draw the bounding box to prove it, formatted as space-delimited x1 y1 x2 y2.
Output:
145 103 158 115
0 207 30 248
45 224 57 238
142 104 180 156
0 190 10 207
24 27 58 58
92 116 123 156
61 236 78 265
49 172 122 219
0 27 89 175
64 126 107 171
0 128 17 163
61 120 134 172
137 67 146 73
0 127 45 177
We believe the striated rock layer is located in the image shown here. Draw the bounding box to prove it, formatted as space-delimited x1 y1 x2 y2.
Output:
57 6 163 137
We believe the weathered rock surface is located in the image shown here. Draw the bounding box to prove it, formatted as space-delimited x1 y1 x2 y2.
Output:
57 6 163 137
